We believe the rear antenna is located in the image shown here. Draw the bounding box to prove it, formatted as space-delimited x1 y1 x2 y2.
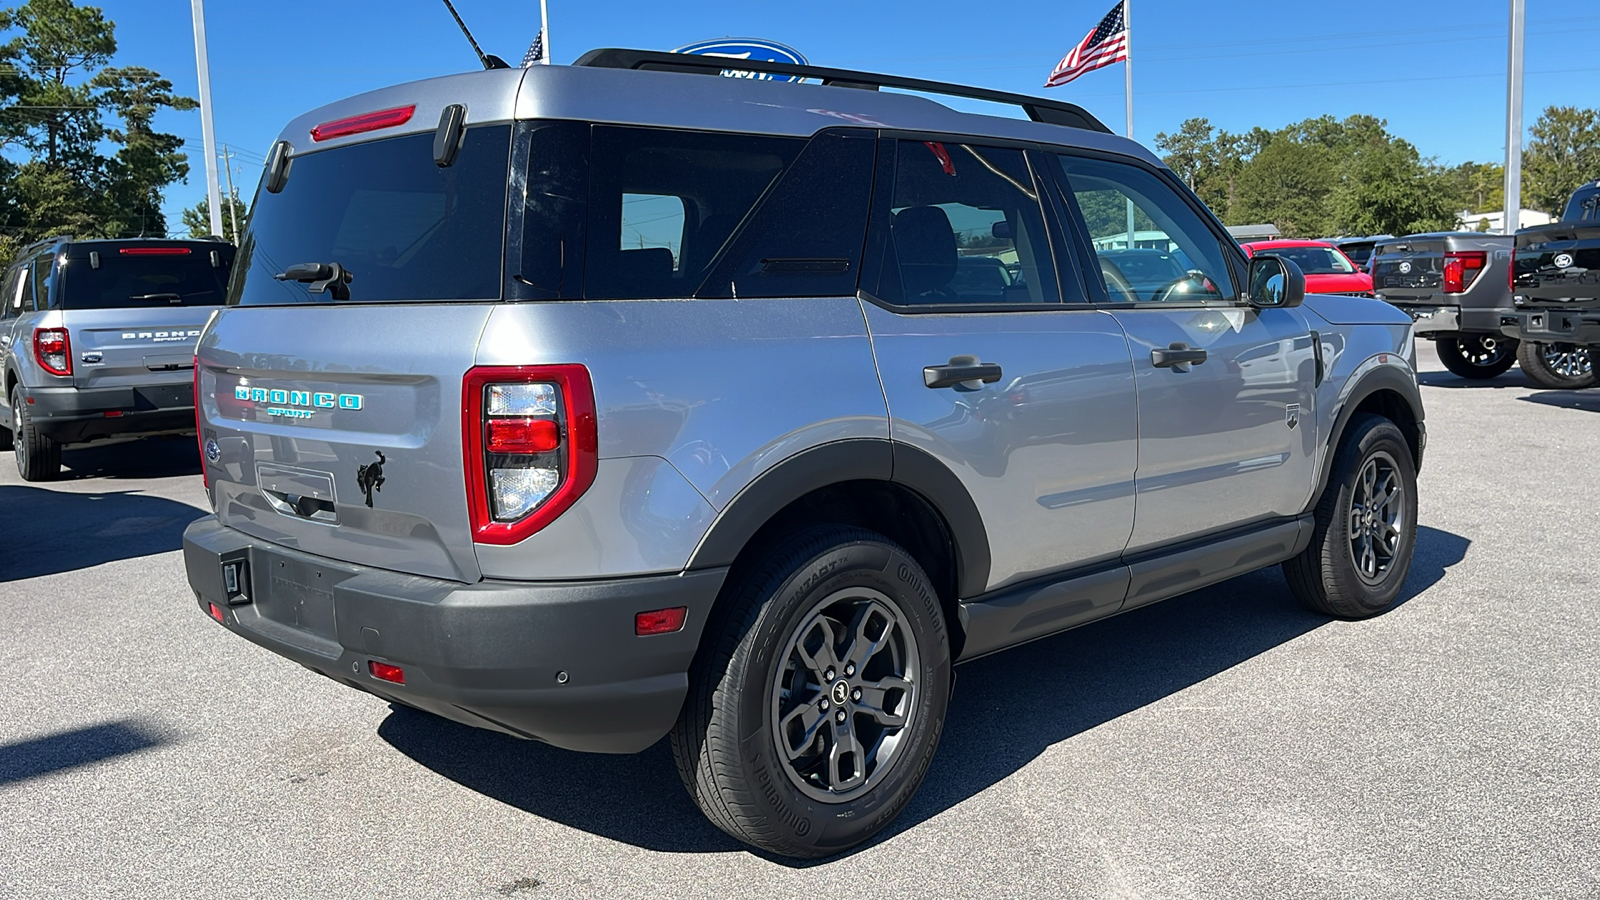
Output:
440 0 512 70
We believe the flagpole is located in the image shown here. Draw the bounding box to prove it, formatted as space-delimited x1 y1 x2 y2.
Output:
1123 0 1136 248
540 0 551 64
1504 0 1524 233
189 0 223 238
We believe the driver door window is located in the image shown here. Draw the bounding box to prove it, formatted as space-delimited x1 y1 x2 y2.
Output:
1055 155 1235 304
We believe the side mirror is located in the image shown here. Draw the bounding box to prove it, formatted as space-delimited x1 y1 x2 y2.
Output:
1246 254 1306 309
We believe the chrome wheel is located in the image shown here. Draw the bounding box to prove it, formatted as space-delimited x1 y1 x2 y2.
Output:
1541 343 1592 379
770 586 919 803
1348 450 1405 586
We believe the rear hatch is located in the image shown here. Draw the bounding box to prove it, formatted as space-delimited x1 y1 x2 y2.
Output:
61 242 232 393
1371 237 1446 301
1514 220 1600 310
196 117 513 582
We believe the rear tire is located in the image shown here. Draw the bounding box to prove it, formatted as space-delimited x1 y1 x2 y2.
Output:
1436 335 1517 379
1284 415 1418 619
1516 341 1595 390
670 526 952 858
11 385 61 481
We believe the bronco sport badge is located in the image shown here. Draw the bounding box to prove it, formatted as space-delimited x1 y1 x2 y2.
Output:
234 385 363 419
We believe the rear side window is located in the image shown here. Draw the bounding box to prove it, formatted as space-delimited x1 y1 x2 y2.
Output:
584 126 803 300
1565 186 1600 222
231 125 512 305
58 249 233 309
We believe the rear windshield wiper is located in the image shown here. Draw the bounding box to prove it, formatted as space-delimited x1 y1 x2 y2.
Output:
274 262 354 301
129 292 183 304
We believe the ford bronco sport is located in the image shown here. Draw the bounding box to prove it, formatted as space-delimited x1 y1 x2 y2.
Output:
2 236 235 480
183 50 1425 857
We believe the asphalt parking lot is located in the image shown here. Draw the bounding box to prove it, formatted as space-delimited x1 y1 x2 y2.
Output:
2 342 1597 899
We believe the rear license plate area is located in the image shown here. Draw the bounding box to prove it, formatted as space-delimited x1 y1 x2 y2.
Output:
251 551 350 644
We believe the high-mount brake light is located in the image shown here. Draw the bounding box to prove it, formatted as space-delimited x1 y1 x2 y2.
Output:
119 247 191 256
311 105 417 142
1443 251 1487 294
463 365 598 545
34 327 71 376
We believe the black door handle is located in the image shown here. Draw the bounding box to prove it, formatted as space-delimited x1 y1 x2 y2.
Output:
924 356 1003 389
1151 343 1208 369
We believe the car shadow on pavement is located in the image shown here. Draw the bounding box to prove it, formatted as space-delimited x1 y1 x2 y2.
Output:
0 720 166 787
0 484 207 583
1519 390 1600 414
57 436 203 481
379 525 1470 862
1414 370 1535 390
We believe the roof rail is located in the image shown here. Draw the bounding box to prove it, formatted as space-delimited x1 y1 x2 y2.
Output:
571 48 1112 135
16 234 74 255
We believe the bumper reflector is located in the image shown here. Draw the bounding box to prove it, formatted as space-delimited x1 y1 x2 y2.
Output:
368 661 406 685
635 606 689 636
207 602 225 623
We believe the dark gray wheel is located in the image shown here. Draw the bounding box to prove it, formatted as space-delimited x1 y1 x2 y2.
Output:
1436 335 1516 379
1517 341 1595 390
1284 415 1418 618
670 526 951 858
12 385 61 481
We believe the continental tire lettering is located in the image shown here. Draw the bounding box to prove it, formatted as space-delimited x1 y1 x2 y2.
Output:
896 561 945 639
751 757 812 837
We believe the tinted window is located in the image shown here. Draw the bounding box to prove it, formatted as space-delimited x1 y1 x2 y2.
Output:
1251 245 1353 275
699 131 875 299
516 121 588 300
871 141 1060 306
1056 155 1235 304
231 126 511 306
1565 186 1600 222
30 254 53 310
58 249 233 309
585 127 802 300
1 267 21 318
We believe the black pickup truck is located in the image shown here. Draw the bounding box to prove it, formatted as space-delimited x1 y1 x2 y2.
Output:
1500 182 1600 389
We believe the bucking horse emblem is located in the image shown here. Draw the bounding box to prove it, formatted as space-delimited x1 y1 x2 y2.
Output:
356 451 387 508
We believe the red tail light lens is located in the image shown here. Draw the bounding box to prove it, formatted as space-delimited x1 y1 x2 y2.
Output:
463 365 598 545
1509 248 1518 293
34 327 71 376
194 356 208 489
119 247 191 256
368 661 405 685
635 606 689 636
1443 251 1486 294
311 105 416 142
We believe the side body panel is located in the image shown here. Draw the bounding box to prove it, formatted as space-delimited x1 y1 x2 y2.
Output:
471 297 888 580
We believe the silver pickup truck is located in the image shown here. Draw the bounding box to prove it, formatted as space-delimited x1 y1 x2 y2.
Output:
1 236 234 479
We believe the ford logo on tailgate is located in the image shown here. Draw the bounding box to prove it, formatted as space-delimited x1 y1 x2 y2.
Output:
673 38 808 82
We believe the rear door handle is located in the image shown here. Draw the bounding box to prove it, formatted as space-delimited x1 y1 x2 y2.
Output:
924 356 1003 389
1151 343 1208 369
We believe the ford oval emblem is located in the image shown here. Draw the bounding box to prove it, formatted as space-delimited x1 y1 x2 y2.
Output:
203 437 221 464
1553 252 1575 269
672 38 808 82
1398 261 1412 274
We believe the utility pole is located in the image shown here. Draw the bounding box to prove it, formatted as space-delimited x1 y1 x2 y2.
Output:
1504 0 1525 234
190 0 224 237
220 144 239 243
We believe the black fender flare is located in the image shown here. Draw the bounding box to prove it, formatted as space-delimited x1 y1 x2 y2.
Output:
686 438 992 598
1309 364 1425 509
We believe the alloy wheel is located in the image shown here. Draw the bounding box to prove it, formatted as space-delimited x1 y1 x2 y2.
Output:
1348 450 1405 586
1541 343 1593 380
770 586 919 803
1459 335 1509 367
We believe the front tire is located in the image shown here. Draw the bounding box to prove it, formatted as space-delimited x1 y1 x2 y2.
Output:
1284 415 1418 618
12 386 61 481
1516 341 1595 390
670 526 952 858
1436 335 1517 379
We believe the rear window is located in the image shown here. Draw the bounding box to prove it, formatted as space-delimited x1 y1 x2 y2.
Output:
230 125 511 306
1255 245 1354 275
59 249 233 309
1564 186 1600 222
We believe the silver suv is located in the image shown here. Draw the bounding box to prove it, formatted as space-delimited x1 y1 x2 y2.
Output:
183 50 1426 858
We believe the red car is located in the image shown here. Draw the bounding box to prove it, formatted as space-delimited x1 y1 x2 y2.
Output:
1242 239 1373 296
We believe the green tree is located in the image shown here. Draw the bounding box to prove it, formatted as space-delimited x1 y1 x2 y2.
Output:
0 0 195 245
1230 139 1337 237
1522 105 1600 217
182 192 246 243
1334 144 1460 236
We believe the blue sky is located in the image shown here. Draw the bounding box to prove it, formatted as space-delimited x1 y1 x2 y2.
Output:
84 0 1600 231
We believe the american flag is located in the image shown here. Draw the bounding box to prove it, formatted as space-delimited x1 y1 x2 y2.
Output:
1045 2 1129 88
521 29 545 67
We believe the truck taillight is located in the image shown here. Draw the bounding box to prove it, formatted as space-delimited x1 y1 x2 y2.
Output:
194 357 208 489
1443 251 1487 294
33 327 71 376
463 365 597 545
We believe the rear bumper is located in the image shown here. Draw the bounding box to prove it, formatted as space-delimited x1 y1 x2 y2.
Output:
183 516 727 754
24 383 195 443
1499 308 1600 348
1389 304 1516 336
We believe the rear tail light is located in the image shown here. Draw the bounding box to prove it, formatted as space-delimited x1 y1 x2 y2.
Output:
194 356 208 489
368 660 405 685
635 606 689 636
1443 251 1487 294
1509 248 1518 293
463 365 598 545
33 327 71 376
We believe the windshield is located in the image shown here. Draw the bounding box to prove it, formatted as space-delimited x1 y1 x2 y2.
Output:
59 249 233 309
230 125 511 306
1257 245 1355 275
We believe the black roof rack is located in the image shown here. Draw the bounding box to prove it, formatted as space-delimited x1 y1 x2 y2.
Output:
572 48 1112 135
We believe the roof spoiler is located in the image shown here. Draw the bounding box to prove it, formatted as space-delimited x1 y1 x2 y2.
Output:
572 48 1112 135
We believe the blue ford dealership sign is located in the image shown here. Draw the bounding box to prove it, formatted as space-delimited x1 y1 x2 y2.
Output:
672 38 808 82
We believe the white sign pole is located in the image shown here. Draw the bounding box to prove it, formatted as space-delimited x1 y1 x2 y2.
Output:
540 0 551 64
1124 0 1136 246
1504 0 1525 233
190 0 224 238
